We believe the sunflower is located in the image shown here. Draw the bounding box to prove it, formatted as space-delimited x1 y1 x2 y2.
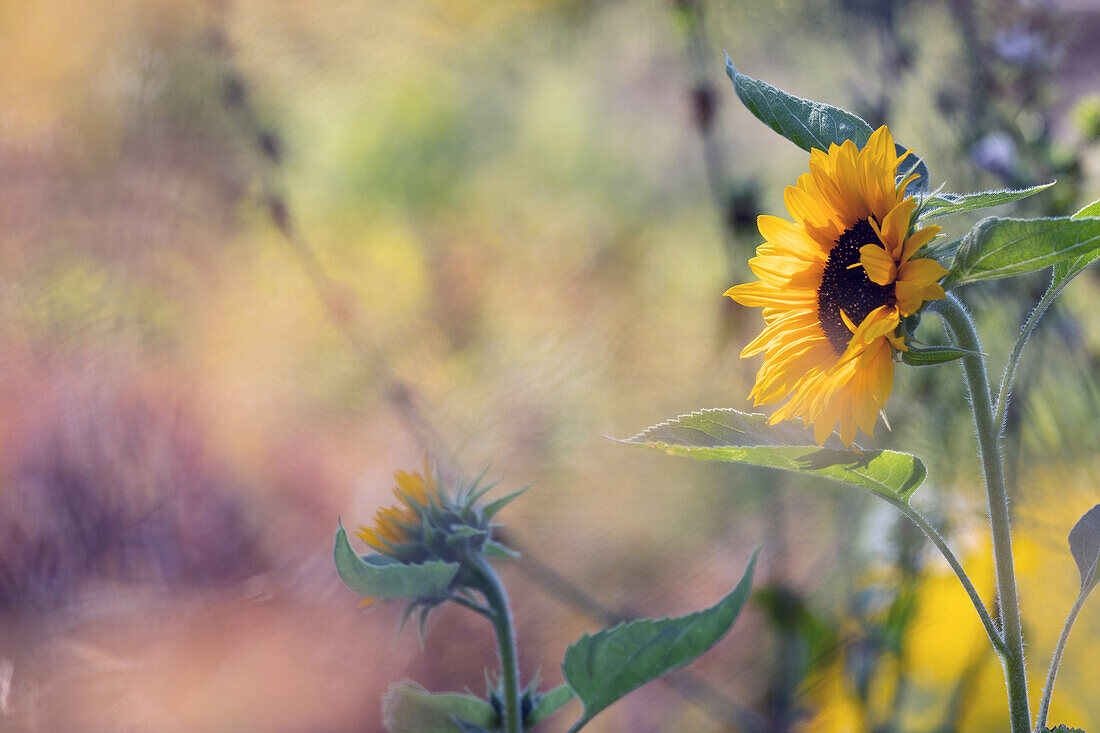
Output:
725 125 947 446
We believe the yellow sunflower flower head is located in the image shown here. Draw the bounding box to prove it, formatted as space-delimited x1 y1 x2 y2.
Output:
726 125 947 446
351 457 524 608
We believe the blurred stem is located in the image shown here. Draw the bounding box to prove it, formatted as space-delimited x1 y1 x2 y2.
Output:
891 501 1005 655
994 277 1058 436
470 555 522 733
1035 587 1089 731
933 294 1030 733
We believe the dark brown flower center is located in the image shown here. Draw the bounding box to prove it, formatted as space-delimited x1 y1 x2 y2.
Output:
817 218 895 355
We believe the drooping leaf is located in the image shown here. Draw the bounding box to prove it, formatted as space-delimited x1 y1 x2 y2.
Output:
944 215 1100 288
618 409 926 504
1068 504 1100 595
725 56 928 194
334 522 460 600
381 681 496 733
900 343 981 366
562 549 759 731
920 183 1055 220
527 685 575 727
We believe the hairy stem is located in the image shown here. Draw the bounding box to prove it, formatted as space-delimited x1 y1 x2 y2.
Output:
471 556 523 733
934 294 1030 733
1035 588 1088 731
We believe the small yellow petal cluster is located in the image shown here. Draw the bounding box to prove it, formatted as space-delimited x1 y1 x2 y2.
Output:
355 459 439 554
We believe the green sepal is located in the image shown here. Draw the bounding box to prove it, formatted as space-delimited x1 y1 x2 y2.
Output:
561 548 759 732
944 215 1100 288
725 55 928 194
527 684 575 727
334 522 460 600
444 526 488 546
482 486 531 520
619 409 926 504
464 479 499 510
900 344 981 366
919 182 1055 220
483 539 521 560
381 680 497 733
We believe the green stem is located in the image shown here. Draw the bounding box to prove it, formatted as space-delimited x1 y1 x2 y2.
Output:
993 279 1057 434
934 294 1030 733
893 501 1005 655
471 555 523 733
1035 588 1088 731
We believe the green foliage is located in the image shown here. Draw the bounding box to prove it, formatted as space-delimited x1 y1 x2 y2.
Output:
919 183 1055 220
724 56 928 193
561 548 758 732
1068 504 1100 595
1043 726 1085 733
333 523 460 601
619 409 926 504
900 344 980 367
944 216 1100 287
1048 200 1100 295
381 681 496 733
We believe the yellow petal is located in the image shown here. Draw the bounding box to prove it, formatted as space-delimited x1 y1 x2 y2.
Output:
859 244 897 286
898 257 949 286
900 224 940 263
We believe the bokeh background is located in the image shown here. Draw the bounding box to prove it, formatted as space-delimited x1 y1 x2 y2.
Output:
1 0 1099 731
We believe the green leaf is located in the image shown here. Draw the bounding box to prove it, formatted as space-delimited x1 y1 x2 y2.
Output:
334 522 460 600
381 681 496 733
1068 504 1100 595
1043 726 1085 733
725 55 928 194
944 216 1100 288
618 409 926 504
1074 197 1100 218
900 344 980 366
562 548 759 731
1046 199 1100 294
527 684 575 727
920 182 1055 220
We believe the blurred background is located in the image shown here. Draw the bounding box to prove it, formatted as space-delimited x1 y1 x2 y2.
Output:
1 0 1098 731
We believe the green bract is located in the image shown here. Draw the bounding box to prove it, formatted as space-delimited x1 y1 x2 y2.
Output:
334 523 461 602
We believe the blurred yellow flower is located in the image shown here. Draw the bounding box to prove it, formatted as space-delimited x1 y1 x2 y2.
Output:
726 126 947 445
356 459 439 555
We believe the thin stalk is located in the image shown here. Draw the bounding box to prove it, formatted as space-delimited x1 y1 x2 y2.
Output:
934 294 1030 732
471 555 523 733
1035 589 1088 731
892 501 1005 655
993 279 1057 435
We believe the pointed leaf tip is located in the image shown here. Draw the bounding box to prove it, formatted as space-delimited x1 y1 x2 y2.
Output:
562 547 759 729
